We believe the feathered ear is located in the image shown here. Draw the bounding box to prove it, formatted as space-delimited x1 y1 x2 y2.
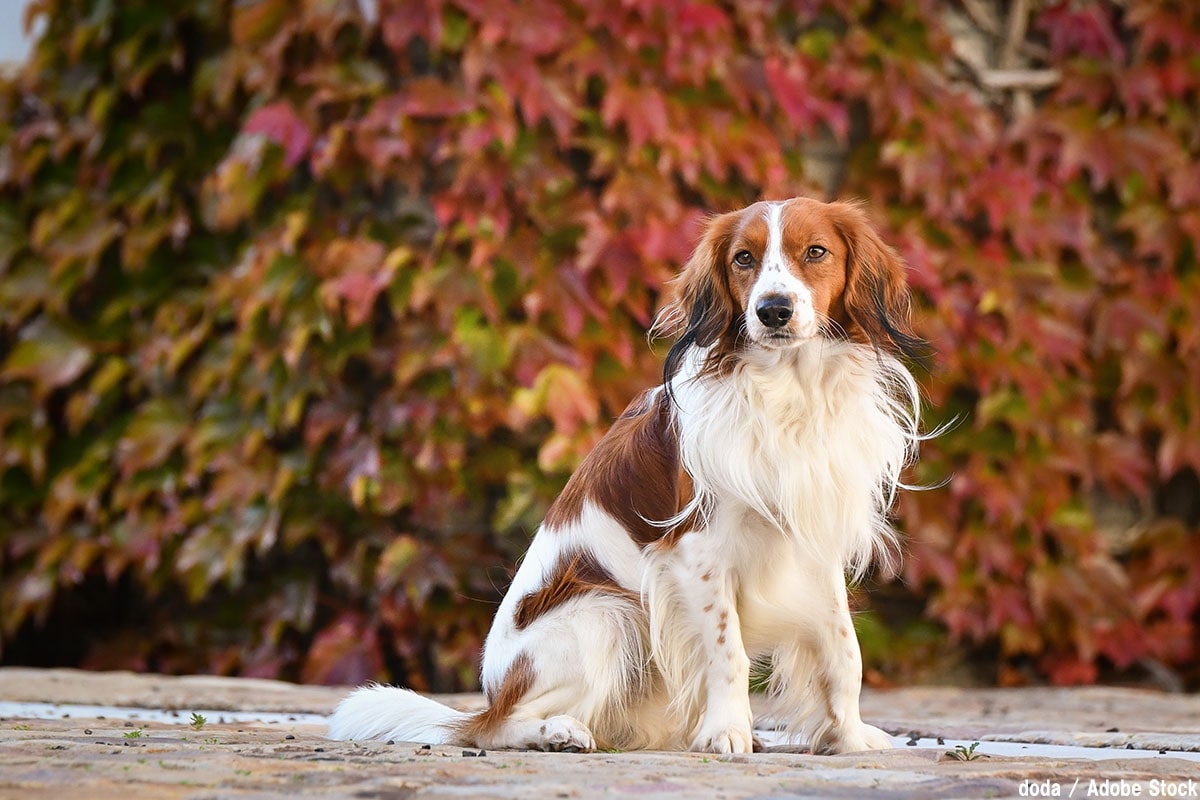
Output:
655 211 741 384
832 202 928 362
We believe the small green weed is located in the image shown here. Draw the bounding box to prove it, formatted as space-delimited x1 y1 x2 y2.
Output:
945 742 986 761
189 713 207 731
123 729 144 739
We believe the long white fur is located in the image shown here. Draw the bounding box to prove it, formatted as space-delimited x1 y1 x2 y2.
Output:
327 685 469 743
644 337 920 752
667 340 920 580
329 200 924 754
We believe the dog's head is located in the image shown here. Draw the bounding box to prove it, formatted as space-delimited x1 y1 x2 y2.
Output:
658 198 924 381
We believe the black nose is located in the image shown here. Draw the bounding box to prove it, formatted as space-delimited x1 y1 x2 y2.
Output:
755 295 793 328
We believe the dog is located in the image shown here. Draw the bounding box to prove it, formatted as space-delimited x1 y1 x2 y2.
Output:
328 197 927 754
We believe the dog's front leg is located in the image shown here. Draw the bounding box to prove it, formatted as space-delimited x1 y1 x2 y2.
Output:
665 534 755 754
686 570 754 754
774 565 893 754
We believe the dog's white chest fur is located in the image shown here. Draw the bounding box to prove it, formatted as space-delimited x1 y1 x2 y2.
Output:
670 340 918 575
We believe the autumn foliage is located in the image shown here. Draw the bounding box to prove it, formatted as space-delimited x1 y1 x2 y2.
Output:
1 0 1198 689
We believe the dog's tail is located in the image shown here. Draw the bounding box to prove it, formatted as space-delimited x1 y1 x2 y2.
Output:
327 685 471 744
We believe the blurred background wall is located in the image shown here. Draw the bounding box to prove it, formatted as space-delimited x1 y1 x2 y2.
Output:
0 3 38 76
1 0 1197 692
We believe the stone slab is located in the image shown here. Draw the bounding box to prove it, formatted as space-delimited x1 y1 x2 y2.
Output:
1 668 1198 800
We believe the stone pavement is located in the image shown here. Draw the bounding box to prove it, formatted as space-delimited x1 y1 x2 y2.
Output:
0 667 1197 799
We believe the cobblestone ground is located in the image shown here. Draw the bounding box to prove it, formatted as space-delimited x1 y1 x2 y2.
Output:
1 668 1197 799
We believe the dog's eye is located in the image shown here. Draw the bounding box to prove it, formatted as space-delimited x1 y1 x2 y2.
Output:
805 245 827 261
733 250 754 269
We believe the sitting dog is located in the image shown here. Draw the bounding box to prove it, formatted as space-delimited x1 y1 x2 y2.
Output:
329 197 927 754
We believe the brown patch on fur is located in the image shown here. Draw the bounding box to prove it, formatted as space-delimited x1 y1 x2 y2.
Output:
543 389 692 546
454 653 535 743
675 468 696 527
513 550 637 630
724 212 768 314
777 199 848 329
701 571 712 581
658 209 747 383
826 201 925 360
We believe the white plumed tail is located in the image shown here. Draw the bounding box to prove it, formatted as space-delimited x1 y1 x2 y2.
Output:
327 685 470 744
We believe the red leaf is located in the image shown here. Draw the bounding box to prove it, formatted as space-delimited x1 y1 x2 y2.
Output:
243 102 312 167
302 613 383 685
400 77 475 118
317 238 391 327
505 0 568 57
356 95 414 172
1029 315 1085 367
1157 430 1200 478
764 55 813 130
379 0 434 52
1096 619 1149 669
541 365 599 437
1092 433 1153 497
1041 653 1099 686
677 2 731 35
601 83 668 150
1037 2 1126 62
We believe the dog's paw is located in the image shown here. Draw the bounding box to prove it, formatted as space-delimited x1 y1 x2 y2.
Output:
857 723 894 751
691 723 755 754
813 722 894 754
533 715 595 753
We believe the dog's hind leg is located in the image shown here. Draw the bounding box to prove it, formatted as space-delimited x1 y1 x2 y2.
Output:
455 651 596 752
465 590 659 751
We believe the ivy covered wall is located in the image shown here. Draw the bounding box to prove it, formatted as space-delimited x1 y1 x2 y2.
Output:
1 0 1198 689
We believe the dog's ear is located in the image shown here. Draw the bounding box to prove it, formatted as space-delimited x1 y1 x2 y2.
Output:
657 211 741 383
832 202 927 361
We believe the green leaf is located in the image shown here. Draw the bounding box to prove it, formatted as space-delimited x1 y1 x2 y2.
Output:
3 317 93 398
453 307 510 373
0 257 53 321
117 397 190 477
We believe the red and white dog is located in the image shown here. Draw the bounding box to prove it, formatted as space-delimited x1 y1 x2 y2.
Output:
329 197 926 754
